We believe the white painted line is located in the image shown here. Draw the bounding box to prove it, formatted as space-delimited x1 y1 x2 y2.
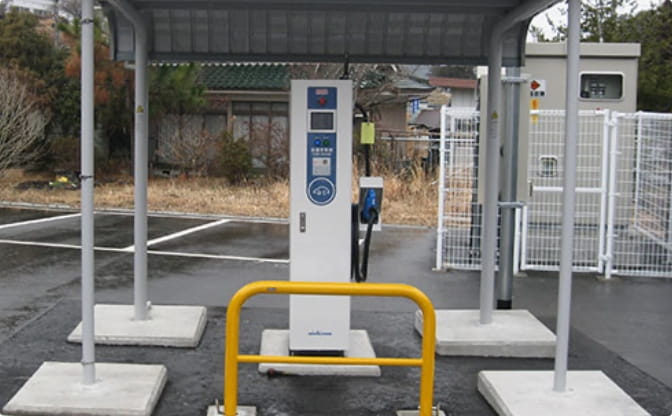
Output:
122 218 232 252
0 239 289 264
0 239 122 253
146 249 289 264
0 213 81 231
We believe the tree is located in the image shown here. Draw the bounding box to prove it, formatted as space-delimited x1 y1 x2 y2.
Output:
0 9 63 80
149 63 205 118
57 17 134 155
0 67 51 174
619 0 672 111
150 64 207 169
530 0 638 42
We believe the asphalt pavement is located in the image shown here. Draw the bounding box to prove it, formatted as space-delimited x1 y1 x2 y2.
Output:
0 206 670 415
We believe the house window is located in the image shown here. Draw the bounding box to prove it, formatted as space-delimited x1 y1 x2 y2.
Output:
539 155 558 177
579 73 623 100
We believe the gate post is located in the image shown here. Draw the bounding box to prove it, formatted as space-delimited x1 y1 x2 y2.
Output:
604 112 620 279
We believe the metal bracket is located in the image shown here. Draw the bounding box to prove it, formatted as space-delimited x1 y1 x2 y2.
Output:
81 18 94 25
79 174 94 181
502 76 528 84
498 201 526 209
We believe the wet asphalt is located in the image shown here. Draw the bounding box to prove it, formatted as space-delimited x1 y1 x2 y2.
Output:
0 207 671 415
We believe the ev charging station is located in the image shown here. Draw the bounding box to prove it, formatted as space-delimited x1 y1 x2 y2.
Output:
258 79 382 375
288 80 354 355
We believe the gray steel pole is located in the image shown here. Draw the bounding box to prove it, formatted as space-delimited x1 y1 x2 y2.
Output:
478 0 558 326
133 24 149 320
497 67 522 310
436 106 447 271
80 0 96 385
480 36 502 325
554 0 581 392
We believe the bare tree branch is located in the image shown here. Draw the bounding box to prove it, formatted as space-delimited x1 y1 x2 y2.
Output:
0 67 50 175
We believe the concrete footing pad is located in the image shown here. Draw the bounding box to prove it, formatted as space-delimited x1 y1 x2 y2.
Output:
206 405 256 415
478 370 651 415
257 329 381 376
415 309 556 357
68 304 207 347
2 361 167 416
397 408 446 415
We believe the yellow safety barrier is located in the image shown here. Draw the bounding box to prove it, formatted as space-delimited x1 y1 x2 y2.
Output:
223 280 437 416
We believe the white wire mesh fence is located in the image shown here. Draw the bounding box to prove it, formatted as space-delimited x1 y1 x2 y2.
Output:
609 112 672 277
435 107 483 270
436 107 672 278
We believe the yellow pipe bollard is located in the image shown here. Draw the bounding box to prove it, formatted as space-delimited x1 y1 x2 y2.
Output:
223 280 437 416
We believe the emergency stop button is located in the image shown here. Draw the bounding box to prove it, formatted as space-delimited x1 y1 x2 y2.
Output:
318 97 327 106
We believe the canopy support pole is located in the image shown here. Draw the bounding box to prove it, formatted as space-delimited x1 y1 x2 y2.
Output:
553 0 581 392
80 0 96 385
480 0 559 325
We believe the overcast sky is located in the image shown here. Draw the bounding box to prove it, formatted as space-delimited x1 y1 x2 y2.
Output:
530 0 662 38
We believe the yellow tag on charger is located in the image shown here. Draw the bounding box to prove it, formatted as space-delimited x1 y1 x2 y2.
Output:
361 122 375 145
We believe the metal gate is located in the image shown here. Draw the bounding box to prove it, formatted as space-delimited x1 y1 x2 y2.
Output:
521 110 610 272
436 106 672 278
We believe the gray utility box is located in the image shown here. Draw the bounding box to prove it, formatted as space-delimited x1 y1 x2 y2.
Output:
523 42 640 113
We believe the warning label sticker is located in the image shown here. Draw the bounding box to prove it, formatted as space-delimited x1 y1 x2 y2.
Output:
530 79 547 97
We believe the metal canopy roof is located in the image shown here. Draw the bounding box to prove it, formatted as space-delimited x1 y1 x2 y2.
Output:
103 0 556 66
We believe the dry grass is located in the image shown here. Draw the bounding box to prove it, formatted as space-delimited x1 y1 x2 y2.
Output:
0 167 440 226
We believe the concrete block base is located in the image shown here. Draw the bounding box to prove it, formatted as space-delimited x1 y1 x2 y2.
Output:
478 370 651 415
68 304 207 347
257 329 381 376
206 405 256 416
415 309 556 357
2 361 166 416
397 408 446 416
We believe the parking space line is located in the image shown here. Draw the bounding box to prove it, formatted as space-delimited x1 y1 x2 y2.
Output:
0 213 81 231
0 239 122 253
146 249 289 264
0 239 289 264
121 218 232 252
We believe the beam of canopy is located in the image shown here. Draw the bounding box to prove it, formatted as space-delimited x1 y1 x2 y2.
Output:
102 0 552 65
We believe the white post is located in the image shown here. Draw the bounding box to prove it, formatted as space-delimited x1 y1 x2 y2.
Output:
633 112 643 231
133 22 149 320
448 115 455 176
436 105 447 270
480 34 502 324
80 0 96 385
513 207 521 276
597 110 610 274
553 0 581 392
605 113 619 279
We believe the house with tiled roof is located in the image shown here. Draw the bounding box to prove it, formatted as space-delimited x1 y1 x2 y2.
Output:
153 63 291 175
154 63 434 176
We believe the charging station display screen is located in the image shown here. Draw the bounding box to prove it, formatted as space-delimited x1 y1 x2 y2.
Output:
310 112 334 131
